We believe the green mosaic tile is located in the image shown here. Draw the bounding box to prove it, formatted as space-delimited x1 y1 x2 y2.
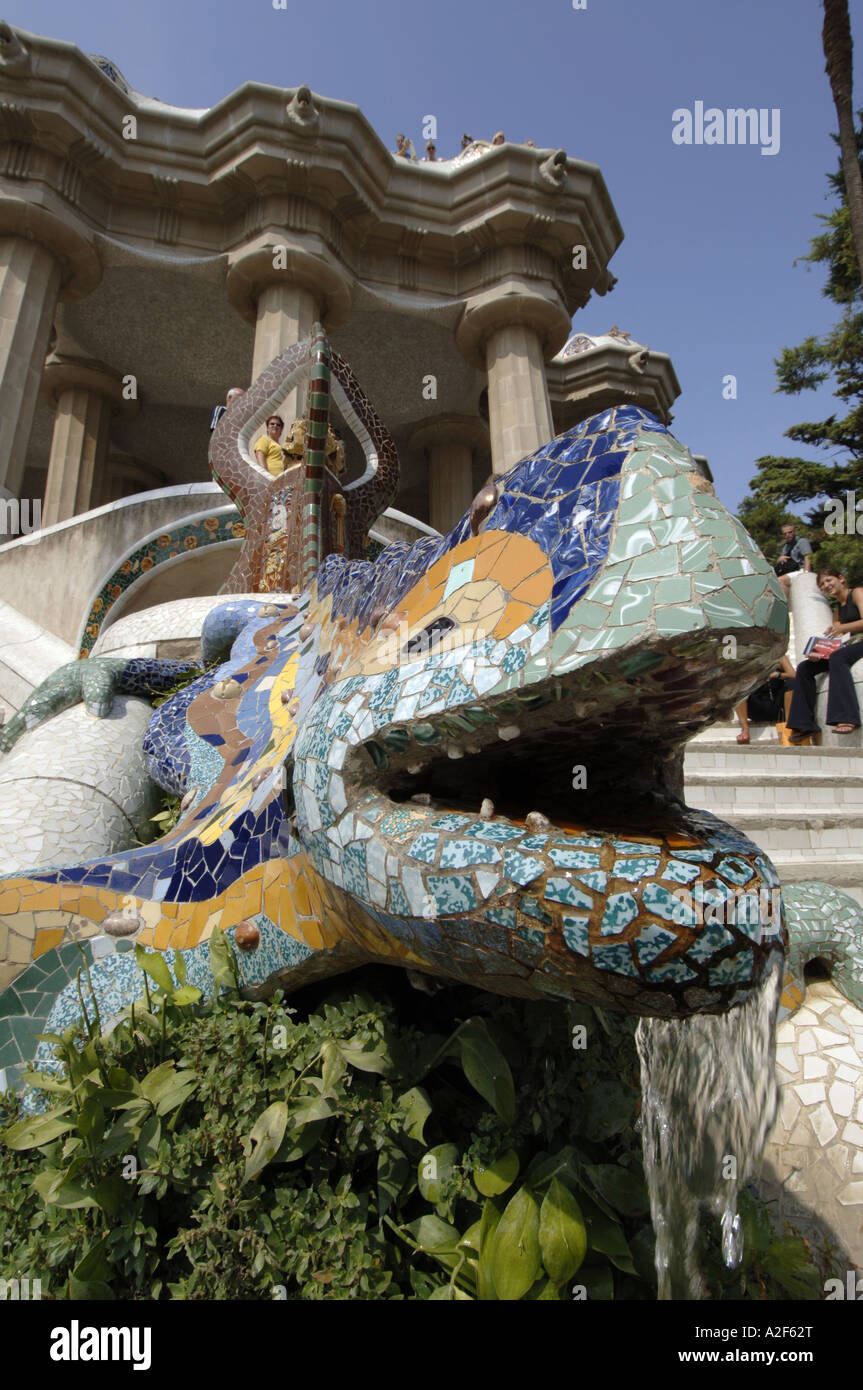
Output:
587 575 624 604
729 576 770 608
654 576 692 604
569 600 611 628
607 526 656 561
609 582 654 626
616 493 665 526
654 605 706 635
651 517 699 546
620 470 652 500
702 594 754 629
627 548 678 581
680 539 713 573
693 575 725 594
0 989 24 1021
694 516 737 540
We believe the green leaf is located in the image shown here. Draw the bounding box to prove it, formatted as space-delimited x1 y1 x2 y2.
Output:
243 1101 289 1184
429 1284 472 1300
460 1220 483 1254
576 1192 636 1274
457 1020 516 1126
19 1071 70 1094
208 925 238 992
474 1147 519 1197
418 1143 458 1203
135 944 175 995
489 1187 542 1301
69 1242 113 1301
170 985 201 1008
275 1119 324 1164
173 952 187 985
762 1238 822 1299
319 1040 346 1095
477 1200 501 1301
405 1214 462 1254
38 1173 98 1210
377 1145 410 1218
93 1174 126 1218
3 1110 75 1150
337 1043 392 1075
397 1086 432 1143
582 1164 649 1217
539 1178 588 1284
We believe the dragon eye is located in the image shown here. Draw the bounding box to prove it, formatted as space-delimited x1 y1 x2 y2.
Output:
403 616 457 656
470 480 500 536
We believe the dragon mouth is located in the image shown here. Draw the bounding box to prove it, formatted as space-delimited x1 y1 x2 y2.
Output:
353 634 771 832
319 633 787 1019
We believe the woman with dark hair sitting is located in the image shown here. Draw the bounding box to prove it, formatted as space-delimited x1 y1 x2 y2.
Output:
787 568 863 742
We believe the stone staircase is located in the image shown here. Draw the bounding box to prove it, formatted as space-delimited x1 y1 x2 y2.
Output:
684 721 863 908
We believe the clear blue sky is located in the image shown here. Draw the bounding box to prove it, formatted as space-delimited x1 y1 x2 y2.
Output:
9 0 863 515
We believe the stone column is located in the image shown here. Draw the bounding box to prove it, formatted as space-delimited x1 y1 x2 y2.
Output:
0 238 61 497
411 415 490 533
456 283 570 475
227 237 352 425
40 359 125 526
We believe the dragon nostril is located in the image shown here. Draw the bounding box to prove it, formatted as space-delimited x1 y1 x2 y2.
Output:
403 616 457 656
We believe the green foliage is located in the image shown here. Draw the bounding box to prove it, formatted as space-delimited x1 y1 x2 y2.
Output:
0 951 830 1301
740 116 863 580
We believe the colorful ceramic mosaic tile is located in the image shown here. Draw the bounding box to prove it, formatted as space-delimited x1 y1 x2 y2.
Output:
0 377 795 1038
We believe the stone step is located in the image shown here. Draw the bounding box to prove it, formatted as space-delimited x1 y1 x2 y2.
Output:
684 772 863 811
685 742 863 778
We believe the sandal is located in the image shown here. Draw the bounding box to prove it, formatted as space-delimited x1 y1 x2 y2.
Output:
832 723 858 735
735 732 750 744
787 729 815 745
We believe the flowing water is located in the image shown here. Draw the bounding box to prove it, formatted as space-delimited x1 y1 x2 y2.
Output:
635 954 783 1300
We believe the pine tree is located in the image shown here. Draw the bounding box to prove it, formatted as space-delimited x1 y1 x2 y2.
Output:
740 117 863 583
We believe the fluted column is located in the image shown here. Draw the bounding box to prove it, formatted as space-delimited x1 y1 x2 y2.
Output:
456 283 570 475
227 236 351 424
411 415 489 533
41 358 125 525
0 238 61 496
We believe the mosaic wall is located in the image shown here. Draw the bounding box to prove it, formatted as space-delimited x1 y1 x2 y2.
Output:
0 404 793 1038
78 512 245 656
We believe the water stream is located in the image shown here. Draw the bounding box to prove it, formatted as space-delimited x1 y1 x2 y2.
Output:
635 955 783 1299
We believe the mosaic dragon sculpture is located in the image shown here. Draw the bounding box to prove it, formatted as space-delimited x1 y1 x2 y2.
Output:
0 333 796 1021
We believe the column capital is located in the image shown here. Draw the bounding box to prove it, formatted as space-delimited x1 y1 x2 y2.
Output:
409 413 489 456
0 203 102 299
225 233 352 328
455 281 570 371
40 354 130 409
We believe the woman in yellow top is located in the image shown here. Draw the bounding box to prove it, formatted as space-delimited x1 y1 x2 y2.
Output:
253 416 286 475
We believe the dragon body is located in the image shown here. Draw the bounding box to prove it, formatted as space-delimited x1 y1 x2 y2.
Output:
0 339 793 1018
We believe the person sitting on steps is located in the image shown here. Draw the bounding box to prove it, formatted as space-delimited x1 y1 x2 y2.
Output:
734 655 796 744
786 567 863 743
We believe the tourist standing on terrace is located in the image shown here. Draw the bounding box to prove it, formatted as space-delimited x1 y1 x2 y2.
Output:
787 568 863 741
210 386 245 432
254 416 286 476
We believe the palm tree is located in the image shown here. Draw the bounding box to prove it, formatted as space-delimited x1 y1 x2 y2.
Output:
823 0 863 282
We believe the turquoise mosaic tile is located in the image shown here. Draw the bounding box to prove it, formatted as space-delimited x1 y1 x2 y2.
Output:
686 922 735 964
502 852 545 886
426 876 478 914
634 924 678 966
708 952 754 986
440 839 502 868
409 834 440 863
592 943 639 977
544 877 593 910
613 856 660 882
642 881 697 926
562 916 590 956
601 893 639 934
717 856 755 886
661 859 701 886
